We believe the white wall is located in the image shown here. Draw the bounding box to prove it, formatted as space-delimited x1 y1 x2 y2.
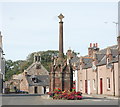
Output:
73 70 78 92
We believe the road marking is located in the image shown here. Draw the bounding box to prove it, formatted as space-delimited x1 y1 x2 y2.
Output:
92 99 111 102
103 100 110 101
84 99 111 102
92 100 102 101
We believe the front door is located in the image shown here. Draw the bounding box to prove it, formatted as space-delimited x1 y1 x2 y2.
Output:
100 78 103 94
44 87 46 94
88 80 90 94
85 80 87 93
34 87 37 94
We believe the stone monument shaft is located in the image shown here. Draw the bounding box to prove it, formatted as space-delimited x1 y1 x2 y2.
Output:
58 14 64 60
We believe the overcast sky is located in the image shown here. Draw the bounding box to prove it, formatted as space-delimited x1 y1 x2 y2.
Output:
0 2 118 61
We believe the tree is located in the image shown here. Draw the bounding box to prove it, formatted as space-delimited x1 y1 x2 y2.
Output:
5 50 59 81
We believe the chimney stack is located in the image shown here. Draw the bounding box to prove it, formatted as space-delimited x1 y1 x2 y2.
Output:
96 43 98 47
88 43 99 57
93 43 96 47
90 43 92 47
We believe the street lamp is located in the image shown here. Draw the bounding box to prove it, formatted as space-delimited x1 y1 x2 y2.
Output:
104 21 118 36
113 22 118 36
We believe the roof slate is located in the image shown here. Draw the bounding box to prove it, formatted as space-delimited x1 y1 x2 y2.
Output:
26 75 49 86
26 62 49 75
70 45 118 69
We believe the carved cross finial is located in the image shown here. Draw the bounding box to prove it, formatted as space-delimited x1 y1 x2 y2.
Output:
58 13 64 22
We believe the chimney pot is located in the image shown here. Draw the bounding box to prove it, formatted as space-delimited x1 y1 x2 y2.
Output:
90 43 92 47
93 43 96 47
96 43 98 47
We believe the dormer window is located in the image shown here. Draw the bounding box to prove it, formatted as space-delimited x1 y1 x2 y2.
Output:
106 57 113 69
32 77 38 83
107 58 110 64
92 61 96 71
113 56 116 58
106 47 112 63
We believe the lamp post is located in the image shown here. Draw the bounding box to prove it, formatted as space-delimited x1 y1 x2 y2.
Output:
104 21 118 36
113 22 118 36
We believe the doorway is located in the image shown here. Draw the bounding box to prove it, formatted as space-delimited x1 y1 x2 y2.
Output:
85 80 87 93
100 78 103 94
34 87 37 94
44 87 46 94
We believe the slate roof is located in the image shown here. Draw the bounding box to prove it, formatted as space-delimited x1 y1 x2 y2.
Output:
70 57 80 69
25 61 49 86
71 57 79 63
87 45 118 68
26 75 49 86
70 45 118 69
26 62 49 75
96 56 106 66
82 59 92 69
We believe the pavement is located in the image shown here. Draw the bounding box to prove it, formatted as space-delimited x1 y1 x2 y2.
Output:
82 94 119 100
1 93 119 99
0 94 119 105
1 94 42 96
40 93 119 100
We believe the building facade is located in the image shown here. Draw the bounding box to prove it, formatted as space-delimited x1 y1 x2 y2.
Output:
0 32 5 93
77 43 119 96
6 53 49 94
70 54 80 92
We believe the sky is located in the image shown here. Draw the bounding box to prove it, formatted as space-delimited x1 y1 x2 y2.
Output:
0 2 118 61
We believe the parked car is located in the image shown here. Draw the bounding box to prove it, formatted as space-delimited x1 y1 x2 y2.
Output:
17 90 28 94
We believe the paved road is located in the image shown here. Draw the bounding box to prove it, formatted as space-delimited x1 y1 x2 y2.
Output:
1 94 119 105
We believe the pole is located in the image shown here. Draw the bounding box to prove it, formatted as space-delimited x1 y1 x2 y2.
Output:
113 22 118 36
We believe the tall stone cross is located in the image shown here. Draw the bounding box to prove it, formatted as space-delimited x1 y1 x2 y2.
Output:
58 13 64 62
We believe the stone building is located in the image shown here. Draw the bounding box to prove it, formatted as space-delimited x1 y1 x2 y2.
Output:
6 53 49 94
49 14 73 92
0 32 5 93
70 53 80 92
5 79 20 93
21 53 49 94
76 42 119 96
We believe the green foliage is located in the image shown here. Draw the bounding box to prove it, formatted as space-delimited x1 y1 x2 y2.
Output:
40 50 58 71
5 50 59 81
5 60 31 81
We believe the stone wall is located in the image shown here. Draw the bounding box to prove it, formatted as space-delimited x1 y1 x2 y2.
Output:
20 75 29 92
29 86 44 94
78 63 119 96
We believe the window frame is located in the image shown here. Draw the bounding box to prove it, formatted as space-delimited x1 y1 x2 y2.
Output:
107 77 110 90
80 80 82 91
93 79 96 90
